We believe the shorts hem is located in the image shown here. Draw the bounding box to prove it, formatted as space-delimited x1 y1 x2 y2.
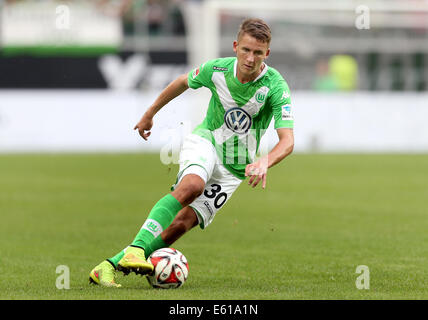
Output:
171 163 209 191
189 205 206 230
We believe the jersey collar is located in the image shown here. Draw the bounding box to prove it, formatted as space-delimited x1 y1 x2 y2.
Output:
234 58 269 82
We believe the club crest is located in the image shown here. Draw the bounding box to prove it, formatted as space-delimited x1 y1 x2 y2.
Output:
255 91 266 103
224 107 252 134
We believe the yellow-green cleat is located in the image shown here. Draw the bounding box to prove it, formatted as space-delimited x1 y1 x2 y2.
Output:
89 260 122 288
117 246 154 276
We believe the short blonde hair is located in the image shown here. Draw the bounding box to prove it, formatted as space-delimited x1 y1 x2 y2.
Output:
237 18 272 45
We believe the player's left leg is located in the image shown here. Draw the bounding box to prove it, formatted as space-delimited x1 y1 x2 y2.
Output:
161 206 199 244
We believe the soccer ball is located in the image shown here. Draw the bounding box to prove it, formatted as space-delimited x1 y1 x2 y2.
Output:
147 248 189 289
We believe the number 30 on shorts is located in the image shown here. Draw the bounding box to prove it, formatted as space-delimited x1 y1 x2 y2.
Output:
203 184 228 209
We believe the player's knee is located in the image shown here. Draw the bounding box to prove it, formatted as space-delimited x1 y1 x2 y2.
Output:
171 174 205 207
188 182 204 199
177 177 204 202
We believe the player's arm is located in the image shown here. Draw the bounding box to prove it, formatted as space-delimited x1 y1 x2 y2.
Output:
134 73 189 140
245 128 294 189
266 128 294 168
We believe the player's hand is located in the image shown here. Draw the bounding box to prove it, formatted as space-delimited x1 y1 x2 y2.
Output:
245 158 268 189
134 114 153 141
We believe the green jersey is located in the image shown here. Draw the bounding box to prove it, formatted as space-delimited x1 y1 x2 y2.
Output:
187 57 293 179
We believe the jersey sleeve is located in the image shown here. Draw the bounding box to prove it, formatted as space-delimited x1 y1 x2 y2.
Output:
269 80 294 129
187 60 213 89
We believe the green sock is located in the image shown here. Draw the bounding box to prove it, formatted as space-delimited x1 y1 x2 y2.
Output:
107 194 181 267
144 236 169 259
131 194 182 251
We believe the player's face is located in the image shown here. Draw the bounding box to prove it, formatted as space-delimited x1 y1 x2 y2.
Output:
233 33 270 81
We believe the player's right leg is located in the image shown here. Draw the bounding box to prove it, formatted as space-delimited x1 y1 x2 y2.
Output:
89 134 210 280
117 174 206 276
88 179 203 285
115 134 215 276
140 206 199 259
105 205 199 274
89 260 122 288
90 193 201 285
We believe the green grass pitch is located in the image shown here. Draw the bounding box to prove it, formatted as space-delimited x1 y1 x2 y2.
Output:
0 153 427 299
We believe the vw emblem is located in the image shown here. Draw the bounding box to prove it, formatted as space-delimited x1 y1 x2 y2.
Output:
224 107 252 134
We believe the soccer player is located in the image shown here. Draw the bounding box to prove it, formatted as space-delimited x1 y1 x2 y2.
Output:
89 18 294 287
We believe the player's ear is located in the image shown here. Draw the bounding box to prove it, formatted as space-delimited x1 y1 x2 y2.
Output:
233 40 238 53
265 48 271 59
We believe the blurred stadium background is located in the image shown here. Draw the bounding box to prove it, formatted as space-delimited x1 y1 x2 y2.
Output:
1 0 427 154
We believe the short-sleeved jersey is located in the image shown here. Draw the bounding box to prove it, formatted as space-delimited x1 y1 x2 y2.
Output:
187 57 293 179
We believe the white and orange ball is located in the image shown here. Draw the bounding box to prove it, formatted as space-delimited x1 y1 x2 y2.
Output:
147 248 189 289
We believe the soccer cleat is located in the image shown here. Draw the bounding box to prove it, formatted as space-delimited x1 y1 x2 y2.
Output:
89 260 122 288
117 246 154 276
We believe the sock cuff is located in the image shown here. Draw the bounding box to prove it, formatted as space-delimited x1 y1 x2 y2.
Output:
144 236 169 259
164 193 183 212
154 235 168 248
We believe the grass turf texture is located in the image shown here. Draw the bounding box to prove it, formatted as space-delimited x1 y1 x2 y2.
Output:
0 153 427 300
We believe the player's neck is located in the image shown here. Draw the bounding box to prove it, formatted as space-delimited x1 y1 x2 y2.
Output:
237 63 265 84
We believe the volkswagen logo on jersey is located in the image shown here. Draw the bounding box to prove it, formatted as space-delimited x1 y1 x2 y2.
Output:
224 107 252 134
